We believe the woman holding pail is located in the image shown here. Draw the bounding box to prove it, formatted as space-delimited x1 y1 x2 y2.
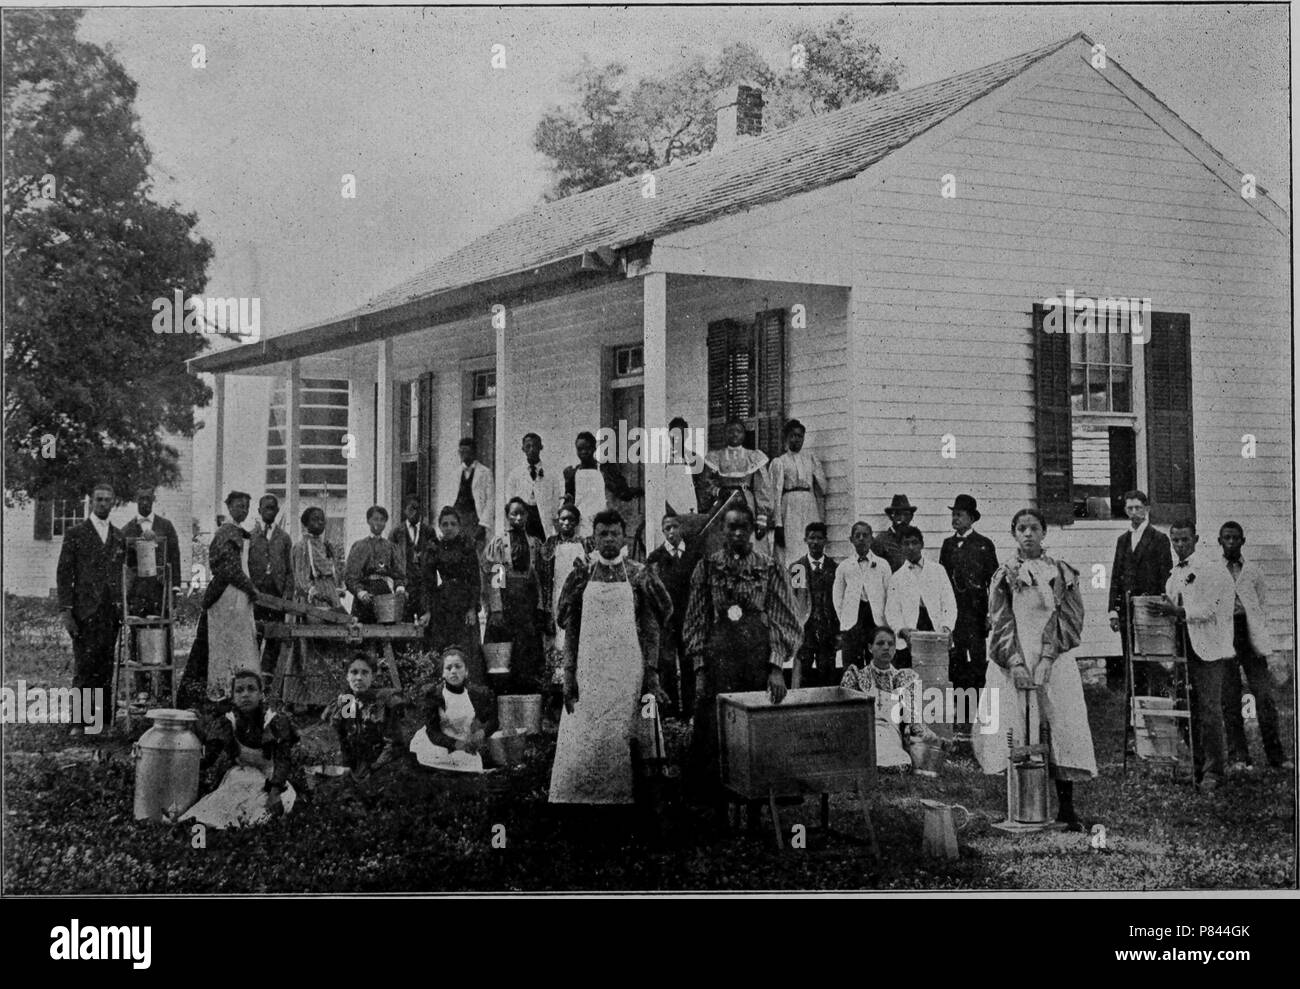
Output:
972 508 1095 830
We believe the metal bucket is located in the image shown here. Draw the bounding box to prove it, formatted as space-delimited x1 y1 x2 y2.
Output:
488 727 528 766
484 641 512 674
1133 696 1180 760
135 536 158 577
373 593 400 624
498 693 542 735
909 631 950 685
1132 595 1178 656
137 627 168 666
909 737 947 777
1012 760 1050 823
133 708 201 821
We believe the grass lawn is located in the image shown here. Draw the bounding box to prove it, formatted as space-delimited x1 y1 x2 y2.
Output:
2 637 1294 893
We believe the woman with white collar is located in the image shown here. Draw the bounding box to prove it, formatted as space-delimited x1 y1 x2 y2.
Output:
549 509 672 807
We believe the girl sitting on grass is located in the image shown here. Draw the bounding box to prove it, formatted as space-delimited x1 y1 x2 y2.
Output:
410 647 498 773
183 669 298 829
322 653 407 778
840 624 935 769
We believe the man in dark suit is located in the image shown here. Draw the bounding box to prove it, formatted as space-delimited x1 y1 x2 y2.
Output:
791 521 839 687
389 495 432 622
56 481 126 734
121 486 182 617
248 493 293 653
645 513 699 718
939 494 1000 744
872 494 917 572
1108 489 1174 696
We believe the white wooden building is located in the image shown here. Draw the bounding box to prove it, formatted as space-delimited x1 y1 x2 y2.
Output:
190 34 1292 657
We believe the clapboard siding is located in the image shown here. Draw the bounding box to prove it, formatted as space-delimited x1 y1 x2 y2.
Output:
852 55 1292 653
667 276 852 549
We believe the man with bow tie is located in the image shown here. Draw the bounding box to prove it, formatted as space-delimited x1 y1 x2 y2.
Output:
884 526 958 669
1149 519 1235 792
939 495 1000 743
832 521 890 672
389 496 432 622
506 432 562 541
248 494 293 651
121 485 182 618
646 513 700 717
791 521 839 686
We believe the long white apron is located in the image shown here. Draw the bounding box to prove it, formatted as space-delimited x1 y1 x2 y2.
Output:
972 561 1097 779
550 540 587 659
207 539 259 698
573 469 606 539
873 688 914 768
548 571 643 804
182 713 296 829
410 686 484 773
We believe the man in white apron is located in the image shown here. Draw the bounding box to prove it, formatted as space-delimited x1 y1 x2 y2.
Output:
549 509 672 806
562 431 642 540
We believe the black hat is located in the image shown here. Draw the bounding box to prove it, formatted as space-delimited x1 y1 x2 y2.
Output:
884 494 917 515
947 494 981 521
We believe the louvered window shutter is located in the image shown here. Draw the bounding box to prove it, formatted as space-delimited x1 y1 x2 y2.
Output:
707 318 740 451
418 372 436 519
1144 312 1195 524
32 498 53 541
1033 303 1075 524
754 308 787 459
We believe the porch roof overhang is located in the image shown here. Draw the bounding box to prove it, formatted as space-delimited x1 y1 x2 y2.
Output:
187 245 642 376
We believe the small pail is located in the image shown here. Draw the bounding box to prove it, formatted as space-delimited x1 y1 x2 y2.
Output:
1133 696 1180 760
1013 760 1050 823
373 593 400 624
488 727 528 766
909 737 947 777
909 631 950 685
484 641 512 673
135 536 158 578
498 693 542 735
1132 596 1178 656
137 627 168 666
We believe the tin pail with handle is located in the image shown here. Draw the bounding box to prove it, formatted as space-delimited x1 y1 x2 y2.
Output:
920 799 970 859
1012 760 1050 823
373 593 400 624
484 641 512 674
132 708 201 821
137 626 168 666
135 533 159 578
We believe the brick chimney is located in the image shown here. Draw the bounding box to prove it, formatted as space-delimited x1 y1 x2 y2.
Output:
714 83 763 148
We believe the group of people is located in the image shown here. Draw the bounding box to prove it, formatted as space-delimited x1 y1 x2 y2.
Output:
54 422 1291 833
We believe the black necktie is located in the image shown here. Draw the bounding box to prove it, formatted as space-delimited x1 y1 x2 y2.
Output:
530 465 538 480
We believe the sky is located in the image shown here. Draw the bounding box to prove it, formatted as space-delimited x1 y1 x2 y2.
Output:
64 2 1291 341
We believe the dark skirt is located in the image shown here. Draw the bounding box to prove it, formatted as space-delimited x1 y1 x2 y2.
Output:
487 573 544 695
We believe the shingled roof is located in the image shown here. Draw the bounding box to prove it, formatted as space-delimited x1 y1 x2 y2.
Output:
357 33 1082 316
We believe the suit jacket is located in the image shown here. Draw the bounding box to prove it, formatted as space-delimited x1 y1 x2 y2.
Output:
794 553 839 643
939 530 1000 629
1226 557 1274 656
121 515 182 586
1165 553 1235 662
1108 525 1173 619
248 522 293 598
646 542 700 639
56 519 126 622
390 521 433 592
871 527 907 572
451 461 495 540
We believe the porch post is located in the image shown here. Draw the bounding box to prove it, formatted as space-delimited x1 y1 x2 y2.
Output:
375 339 394 514
283 360 300 534
212 372 226 526
494 312 507 539
643 272 668 527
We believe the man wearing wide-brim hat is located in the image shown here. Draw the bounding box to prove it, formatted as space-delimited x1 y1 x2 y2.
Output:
939 494 1000 745
872 494 917 572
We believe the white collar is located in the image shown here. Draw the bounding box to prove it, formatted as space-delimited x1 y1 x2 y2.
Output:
954 528 973 539
89 514 111 534
1130 518 1149 538
589 547 629 566
137 512 155 526
907 558 926 571
853 553 881 569
1174 551 1197 571
808 555 826 568
662 540 684 555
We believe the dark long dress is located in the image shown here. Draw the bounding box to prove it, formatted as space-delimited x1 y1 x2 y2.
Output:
483 530 548 696
423 535 484 681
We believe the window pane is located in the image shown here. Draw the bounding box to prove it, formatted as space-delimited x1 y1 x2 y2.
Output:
1070 331 1084 364
1086 331 1108 363
1110 328 1131 365
1087 366 1109 411
1111 366 1132 413
1070 366 1086 414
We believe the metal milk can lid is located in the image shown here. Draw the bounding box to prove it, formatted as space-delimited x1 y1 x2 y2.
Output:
145 708 198 724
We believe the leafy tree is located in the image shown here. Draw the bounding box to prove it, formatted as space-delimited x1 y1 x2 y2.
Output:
533 14 904 199
3 8 214 504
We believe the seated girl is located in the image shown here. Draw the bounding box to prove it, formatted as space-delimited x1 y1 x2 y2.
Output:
410 647 499 773
322 653 407 778
840 625 935 769
183 669 299 829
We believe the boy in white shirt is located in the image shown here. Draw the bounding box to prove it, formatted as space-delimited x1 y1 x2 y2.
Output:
884 526 957 670
831 521 890 672
1149 519 1236 791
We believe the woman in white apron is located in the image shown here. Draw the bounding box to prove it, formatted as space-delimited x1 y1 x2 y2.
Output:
541 506 591 720
763 419 827 571
549 510 672 806
973 508 1094 830
410 648 498 773
183 670 297 829
840 624 930 768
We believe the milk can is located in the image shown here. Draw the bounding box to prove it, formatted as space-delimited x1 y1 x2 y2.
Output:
1013 760 1050 824
133 708 202 821
134 532 159 578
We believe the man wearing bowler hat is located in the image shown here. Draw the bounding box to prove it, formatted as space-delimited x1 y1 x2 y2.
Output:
872 494 917 572
939 494 1000 745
